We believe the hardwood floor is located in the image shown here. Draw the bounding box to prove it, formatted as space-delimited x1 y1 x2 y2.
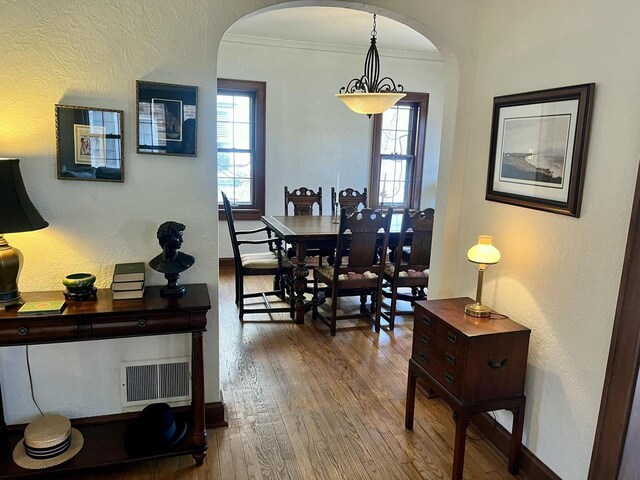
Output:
77 270 525 480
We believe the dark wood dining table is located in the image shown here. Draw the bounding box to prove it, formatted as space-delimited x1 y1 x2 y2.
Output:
261 214 405 323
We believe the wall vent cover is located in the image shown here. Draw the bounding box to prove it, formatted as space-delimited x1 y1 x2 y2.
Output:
121 357 191 408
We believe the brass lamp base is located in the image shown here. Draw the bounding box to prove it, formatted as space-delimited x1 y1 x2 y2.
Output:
464 302 492 318
0 237 22 306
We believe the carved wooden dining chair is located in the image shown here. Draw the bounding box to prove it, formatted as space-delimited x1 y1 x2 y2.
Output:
284 186 322 216
222 191 294 321
312 207 392 335
284 186 327 265
331 187 368 217
381 208 434 329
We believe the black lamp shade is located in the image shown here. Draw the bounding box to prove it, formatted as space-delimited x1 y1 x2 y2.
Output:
0 159 48 233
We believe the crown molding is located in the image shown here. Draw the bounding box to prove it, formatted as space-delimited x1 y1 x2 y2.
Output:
222 33 443 62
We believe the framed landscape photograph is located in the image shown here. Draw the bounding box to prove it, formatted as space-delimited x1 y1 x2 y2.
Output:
56 105 124 182
486 83 595 217
136 81 198 156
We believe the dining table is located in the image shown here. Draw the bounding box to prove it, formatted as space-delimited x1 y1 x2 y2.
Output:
261 214 406 323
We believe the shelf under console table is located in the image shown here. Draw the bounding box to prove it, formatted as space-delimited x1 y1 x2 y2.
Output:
0 284 211 479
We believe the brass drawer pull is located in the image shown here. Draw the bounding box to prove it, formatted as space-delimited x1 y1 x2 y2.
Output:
420 354 429 364
445 352 455 365
137 319 147 328
422 315 431 327
421 334 430 345
444 372 454 384
487 358 508 369
17 327 29 336
447 332 457 343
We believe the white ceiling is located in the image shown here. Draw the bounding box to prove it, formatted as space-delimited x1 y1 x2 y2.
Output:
225 7 440 59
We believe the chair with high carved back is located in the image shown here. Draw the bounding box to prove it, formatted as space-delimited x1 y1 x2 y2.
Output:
285 186 322 216
284 186 328 265
331 187 367 217
312 207 392 336
381 208 434 329
222 191 294 321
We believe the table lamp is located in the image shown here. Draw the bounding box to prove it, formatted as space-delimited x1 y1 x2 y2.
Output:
465 235 501 318
0 159 49 305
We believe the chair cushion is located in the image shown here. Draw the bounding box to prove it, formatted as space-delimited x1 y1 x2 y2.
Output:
384 264 429 278
241 252 293 269
315 265 378 283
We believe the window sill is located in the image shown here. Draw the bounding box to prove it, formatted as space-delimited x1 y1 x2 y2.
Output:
218 208 263 221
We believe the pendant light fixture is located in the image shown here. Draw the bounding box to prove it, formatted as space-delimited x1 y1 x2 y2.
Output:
336 14 406 117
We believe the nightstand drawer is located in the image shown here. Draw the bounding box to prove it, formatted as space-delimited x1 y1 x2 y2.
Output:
413 310 438 337
440 348 466 373
438 325 467 356
440 368 462 398
91 313 190 337
0 320 78 345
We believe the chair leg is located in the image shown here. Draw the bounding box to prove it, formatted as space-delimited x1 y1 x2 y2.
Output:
330 288 338 336
234 268 240 306
360 291 367 314
274 272 281 298
238 276 245 322
312 274 319 319
374 286 383 333
389 286 399 331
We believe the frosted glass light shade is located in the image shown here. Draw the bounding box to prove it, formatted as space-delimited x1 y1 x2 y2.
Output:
467 235 501 265
336 93 406 116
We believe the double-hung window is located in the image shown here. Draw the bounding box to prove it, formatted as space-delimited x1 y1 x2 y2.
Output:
217 79 266 219
370 92 429 210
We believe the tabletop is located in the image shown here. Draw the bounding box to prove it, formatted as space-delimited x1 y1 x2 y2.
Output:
261 214 404 242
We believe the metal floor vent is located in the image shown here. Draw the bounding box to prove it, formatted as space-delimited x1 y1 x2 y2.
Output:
121 357 191 408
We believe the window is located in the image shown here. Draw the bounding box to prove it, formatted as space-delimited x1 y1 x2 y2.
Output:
217 79 266 219
370 92 429 210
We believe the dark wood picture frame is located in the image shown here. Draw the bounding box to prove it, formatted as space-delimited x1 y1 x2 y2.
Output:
136 80 198 157
486 83 595 217
55 104 124 183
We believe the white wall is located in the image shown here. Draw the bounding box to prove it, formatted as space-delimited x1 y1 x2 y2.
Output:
217 38 445 257
8 1 629 478
0 0 220 423
453 1 640 478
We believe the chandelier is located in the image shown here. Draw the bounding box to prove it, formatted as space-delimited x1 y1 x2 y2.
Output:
336 14 406 117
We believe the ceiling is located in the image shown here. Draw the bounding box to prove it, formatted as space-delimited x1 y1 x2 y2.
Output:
225 7 440 59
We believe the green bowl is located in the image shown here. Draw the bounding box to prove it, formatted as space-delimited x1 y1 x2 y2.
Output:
63 273 96 289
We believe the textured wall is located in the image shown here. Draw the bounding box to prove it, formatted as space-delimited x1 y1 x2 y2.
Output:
0 0 220 423
453 1 640 478
217 39 446 257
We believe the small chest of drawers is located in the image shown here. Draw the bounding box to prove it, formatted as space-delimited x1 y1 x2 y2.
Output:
405 298 530 480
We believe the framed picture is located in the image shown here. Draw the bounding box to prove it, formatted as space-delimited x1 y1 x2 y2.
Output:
56 105 124 182
136 81 198 156
486 83 595 217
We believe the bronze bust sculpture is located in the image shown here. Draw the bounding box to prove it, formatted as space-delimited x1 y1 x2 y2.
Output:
149 221 195 297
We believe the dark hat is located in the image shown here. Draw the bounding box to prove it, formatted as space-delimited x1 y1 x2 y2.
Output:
124 403 187 456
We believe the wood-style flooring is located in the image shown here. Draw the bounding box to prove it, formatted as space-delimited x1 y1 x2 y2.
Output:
77 270 525 480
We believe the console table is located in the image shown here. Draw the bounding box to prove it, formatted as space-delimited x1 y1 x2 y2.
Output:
0 284 210 478
405 298 530 480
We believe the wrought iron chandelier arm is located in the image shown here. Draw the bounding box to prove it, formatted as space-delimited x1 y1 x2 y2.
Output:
376 77 404 93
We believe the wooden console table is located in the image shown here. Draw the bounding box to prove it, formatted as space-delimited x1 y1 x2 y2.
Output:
0 284 210 478
405 298 530 480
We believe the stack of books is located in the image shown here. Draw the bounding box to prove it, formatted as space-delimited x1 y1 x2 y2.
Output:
111 262 145 300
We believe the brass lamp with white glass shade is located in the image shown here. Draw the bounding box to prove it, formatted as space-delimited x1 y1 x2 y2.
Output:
0 159 49 306
465 235 501 318
336 14 406 117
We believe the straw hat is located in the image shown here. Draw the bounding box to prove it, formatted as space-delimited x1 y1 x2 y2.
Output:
13 414 83 469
